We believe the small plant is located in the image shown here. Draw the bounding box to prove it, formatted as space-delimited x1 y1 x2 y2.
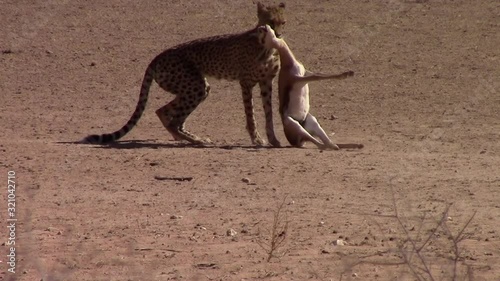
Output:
342 187 476 281
256 195 290 262
391 203 476 281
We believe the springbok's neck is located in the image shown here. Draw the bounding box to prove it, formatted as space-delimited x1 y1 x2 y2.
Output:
274 40 296 68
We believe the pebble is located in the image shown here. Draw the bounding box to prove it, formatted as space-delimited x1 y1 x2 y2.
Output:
227 228 237 237
333 239 347 246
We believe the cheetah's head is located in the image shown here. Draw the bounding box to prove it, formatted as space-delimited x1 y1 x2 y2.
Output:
256 2 286 38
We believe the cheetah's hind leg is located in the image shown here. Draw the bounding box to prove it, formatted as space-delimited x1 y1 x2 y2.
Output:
155 70 211 145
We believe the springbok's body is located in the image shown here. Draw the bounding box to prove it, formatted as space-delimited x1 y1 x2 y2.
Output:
260 25 363 150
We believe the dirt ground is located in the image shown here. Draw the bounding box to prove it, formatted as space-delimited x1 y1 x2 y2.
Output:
1 1 499 280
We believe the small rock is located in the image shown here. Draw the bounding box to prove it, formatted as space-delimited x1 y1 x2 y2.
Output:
333 239 347 246
195 263 218 269
226 228 237 237
319 221 325 226
170 215 182 220
242 177 251 184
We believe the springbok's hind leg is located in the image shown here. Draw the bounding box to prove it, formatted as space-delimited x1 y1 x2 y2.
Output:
302 114 364 150
283 116 325 149
302 113 339 150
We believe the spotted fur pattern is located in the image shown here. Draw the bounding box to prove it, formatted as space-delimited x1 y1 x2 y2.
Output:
82 2 286 146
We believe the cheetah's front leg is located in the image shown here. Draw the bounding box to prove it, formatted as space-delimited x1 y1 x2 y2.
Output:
259 79 281 147
240 82 265 146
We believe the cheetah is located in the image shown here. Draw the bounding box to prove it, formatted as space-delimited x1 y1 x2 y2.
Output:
259 25 363 150
82 2 286 146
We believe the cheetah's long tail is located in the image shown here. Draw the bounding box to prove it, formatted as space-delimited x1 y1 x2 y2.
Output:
81 66 154 144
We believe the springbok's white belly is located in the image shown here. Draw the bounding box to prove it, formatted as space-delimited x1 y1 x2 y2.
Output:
287 84 309 121
286 64 309 122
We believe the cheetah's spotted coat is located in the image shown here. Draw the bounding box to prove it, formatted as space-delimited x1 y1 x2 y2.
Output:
83 2 286 146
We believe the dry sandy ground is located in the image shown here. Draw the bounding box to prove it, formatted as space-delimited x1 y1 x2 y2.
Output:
1 1 499 280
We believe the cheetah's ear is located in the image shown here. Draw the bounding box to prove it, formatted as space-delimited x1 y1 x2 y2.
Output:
256 1 267 12
279 2 285 9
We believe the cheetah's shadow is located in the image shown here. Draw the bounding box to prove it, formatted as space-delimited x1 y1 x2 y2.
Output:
59 140 278 150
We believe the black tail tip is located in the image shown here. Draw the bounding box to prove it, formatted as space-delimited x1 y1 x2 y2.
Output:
80 134 102 144
80 133 119 144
